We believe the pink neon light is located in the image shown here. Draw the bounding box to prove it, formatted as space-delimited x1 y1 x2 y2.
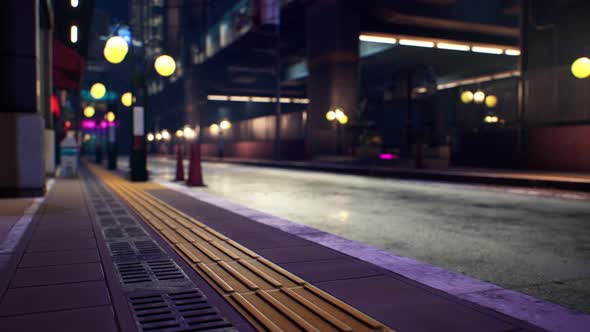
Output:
81 120 96 129
380 153 398 160
100 121 108 129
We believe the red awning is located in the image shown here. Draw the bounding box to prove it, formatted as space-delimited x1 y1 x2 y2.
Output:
53 40 85 90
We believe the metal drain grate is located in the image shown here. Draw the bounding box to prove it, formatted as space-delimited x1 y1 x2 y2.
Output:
129 290 234 332
105 228 126 239
99 217 117 227
119 217 137 225
118 262 152 284
125 226 147 238
116 259 189 286
148 260 186 281
110 242 136 257
136 240 164 256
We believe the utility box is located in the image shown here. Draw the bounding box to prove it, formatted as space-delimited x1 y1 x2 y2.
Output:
60 133 79 178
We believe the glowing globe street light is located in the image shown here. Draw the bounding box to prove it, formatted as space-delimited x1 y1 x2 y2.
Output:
209 124 220 136
175 130 183 138
571 57 590 79
326 110 336 121
473 90 485 104
154 55 176 77
83 106 95 118
161 129 171 141
219 120 231 130
485 95 498 108
338 114 349 125
147 133 155 142
90 83 106 99
121 92 133 107
103 36 129 64
460 90 474 104
106 111 116 123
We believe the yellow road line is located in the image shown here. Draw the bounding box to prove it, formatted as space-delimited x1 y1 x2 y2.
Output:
89 165 392 332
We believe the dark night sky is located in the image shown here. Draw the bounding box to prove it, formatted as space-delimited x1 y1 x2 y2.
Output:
95 0 128 21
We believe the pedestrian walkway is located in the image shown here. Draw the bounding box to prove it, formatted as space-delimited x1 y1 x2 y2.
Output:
0 174 247 331
89 163 547 332
198 157 590 192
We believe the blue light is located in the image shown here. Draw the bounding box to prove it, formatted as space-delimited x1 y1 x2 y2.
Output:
118 26 132 44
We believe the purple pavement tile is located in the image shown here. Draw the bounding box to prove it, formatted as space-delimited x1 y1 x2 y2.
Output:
0 305 118 332
0 281 111 316
25 237 97 252
10 263 104 288
315 275 519 332
0 254 11 272
19 249 100 267
232 230 310 249
255 244 348 263
279 258 384 283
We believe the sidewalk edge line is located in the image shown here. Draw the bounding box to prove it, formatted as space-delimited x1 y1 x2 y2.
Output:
0 179 55 254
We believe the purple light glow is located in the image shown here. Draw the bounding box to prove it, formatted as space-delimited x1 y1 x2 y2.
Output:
81 120 96 129
100 121 108 129
380 153 398 160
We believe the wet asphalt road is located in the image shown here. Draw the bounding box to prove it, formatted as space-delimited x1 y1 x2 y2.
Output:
135 158 590 313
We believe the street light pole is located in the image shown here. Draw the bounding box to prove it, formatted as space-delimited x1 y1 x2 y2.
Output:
129 0 148 181
274 25 282 161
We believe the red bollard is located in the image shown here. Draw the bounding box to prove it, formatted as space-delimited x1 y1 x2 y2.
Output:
175 144 184 181
186 141 204 186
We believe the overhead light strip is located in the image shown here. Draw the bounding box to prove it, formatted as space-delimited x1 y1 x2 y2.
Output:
207 95 309 104
399 39 435 48
471 46 503 54
360 33 520 56
436 42 470 51
359 35 397 44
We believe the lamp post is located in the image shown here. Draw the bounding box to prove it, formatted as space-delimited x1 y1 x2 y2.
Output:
325 108 348 155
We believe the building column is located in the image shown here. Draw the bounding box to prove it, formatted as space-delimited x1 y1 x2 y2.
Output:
0 0 48 197
521 0 590 171
305 0 360 158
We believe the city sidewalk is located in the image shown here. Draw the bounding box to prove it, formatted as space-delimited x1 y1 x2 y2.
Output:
0 175 246 332
196 156 590 192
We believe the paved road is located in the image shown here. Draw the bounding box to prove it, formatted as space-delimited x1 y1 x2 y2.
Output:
129 157 590 314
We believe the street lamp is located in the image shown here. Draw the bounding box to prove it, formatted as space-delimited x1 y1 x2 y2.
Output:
161 129 171 141
460 90 474 104
106 111 116 123
104 36 129 64
485 95 498 108
326 108 348 154
147 133 155 141
121 92 133 107
154 55 176 77
571 57 590 79
90 83 106 99
83 106 95 118
473 90 485 104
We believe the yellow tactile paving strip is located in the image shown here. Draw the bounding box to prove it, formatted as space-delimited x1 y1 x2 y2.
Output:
89 165 393 332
